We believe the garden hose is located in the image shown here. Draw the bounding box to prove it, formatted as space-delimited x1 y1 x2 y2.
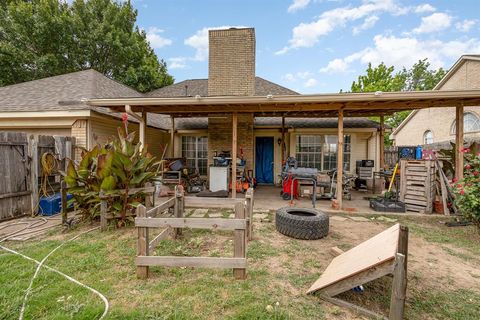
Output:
40 152 57 197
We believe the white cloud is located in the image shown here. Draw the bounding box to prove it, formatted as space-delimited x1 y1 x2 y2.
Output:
352 15 379 35
288 0 311 13
414 4 436 13
413 12 452 34
304 78 318 87
146 27 172 49
168 57 187 69
184 26 246 61
276 0 409 54
321 34 480 73
282 71 313 82
319 58 349 73
456 19 477 32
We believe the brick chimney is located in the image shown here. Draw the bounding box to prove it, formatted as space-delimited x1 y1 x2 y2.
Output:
208 28 255 96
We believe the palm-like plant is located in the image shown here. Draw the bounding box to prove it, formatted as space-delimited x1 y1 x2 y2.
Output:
63 128 159 223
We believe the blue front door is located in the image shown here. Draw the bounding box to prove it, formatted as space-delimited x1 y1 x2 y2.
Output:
255 137 274 184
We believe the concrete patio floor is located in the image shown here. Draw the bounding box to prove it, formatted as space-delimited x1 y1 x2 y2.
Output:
243 185 431 216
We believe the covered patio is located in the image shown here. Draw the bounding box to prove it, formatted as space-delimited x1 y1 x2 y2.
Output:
88 89 480 210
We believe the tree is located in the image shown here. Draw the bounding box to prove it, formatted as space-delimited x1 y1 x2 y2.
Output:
350 59 447 135
0 0 173 92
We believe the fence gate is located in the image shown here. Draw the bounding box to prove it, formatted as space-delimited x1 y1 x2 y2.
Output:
0 132 31 221
0 132 75 221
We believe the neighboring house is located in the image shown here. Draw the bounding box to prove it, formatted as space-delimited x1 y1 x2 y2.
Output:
391 55 480 146
0 69 170 159
0 27 384 185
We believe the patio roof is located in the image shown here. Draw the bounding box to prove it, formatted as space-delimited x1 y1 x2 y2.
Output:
87 89 480 118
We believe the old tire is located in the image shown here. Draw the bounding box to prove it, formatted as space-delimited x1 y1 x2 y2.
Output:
275 207 329 240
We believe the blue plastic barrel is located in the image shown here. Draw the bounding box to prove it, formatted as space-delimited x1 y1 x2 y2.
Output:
415 146 423 160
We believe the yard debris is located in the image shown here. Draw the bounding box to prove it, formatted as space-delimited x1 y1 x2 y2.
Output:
329 216 348 222
349 216 370 222
330 246 344 257
375 216 398 223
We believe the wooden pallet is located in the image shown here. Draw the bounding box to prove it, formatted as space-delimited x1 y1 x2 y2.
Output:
400 160 435 214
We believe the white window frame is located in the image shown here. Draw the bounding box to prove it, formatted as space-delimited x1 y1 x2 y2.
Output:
295 134 351 171
181 136 208 176
423 130 433 144
451 112 480 134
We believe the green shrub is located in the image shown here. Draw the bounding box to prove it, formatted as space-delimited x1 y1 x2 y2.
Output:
452 147 480 232
63 127 159 223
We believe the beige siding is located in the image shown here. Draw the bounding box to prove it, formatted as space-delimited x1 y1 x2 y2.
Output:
0 127 71 136
72 119 88 160
89 116 169 158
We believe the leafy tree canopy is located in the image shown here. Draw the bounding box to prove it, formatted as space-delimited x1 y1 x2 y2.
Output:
350 59 447 129
0 0 174 92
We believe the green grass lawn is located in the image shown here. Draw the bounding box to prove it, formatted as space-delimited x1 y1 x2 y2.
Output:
1 213 479 319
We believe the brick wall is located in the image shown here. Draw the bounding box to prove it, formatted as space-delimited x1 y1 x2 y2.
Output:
208 114 254 171
208 28 255 96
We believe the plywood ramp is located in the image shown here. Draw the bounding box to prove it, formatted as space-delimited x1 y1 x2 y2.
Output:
307 223 400 294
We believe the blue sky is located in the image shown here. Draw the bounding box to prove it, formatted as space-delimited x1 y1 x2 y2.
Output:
133 0 480 93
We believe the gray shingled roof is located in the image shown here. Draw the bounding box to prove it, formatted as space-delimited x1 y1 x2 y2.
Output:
0 69 171 129
147 76 298 97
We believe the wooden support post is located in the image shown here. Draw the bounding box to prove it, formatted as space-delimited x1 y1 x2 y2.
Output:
99 191 107 231
336 109 344 209
174 185 184 238
170 116 175 157
136 204 149 279
455 105 464 181
61 181 67 225
231 113 238 199
139 110 147 151
389 253 407 320
281 116 285 163
233 201 246 279
379 115 385 170
397 225 409 272
245 188 254 241
29 134 38 216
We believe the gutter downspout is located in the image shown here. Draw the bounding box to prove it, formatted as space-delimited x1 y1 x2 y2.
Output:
125 105 145 150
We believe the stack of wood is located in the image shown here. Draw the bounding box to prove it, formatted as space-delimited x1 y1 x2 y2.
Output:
399 159 436 213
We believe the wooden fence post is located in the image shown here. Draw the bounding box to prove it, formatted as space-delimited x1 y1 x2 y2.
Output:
245 188 254 241
389 253 406 320
174 185 184 238
99 191 107 231
137 204 149 279
233 201 246 279
61 181 67 225
29 135 39 215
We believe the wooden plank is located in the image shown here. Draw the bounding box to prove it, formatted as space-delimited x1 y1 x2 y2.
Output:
320 260 394 297
0 190 31 200
170 116 175 157
307 224 400 294
336 109 344 209
389 254 407 320
379 115 385 170
135 217 247 230
149 227 172 252
100 186 155 198
147 198 175 217
245 188 254 241
184 196 243 208
100 192 107 231
137 205 149 279
29 135 38 215
174 185 184 238
136 256 247 269
231 112 237 199
438 163 449 215
233 201 246 279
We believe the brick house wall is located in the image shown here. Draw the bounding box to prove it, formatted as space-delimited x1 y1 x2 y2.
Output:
393 58 480 146
207 28 256 172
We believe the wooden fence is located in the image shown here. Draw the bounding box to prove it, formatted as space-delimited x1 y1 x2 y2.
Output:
0 131 74 221
135 186 254 280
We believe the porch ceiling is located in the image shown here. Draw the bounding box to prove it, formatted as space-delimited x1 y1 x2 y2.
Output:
87 89 480 118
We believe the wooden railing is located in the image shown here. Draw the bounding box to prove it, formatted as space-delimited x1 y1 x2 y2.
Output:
135 186 254 280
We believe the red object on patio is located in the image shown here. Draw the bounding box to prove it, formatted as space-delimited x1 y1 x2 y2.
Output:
282 174 299 199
